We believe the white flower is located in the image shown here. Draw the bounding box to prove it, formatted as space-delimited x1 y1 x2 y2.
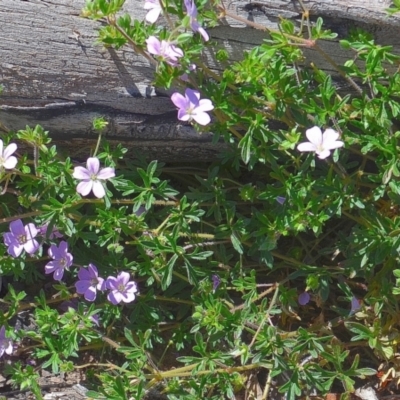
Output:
297 126 344 160
144 0 162 23
0 140 17 169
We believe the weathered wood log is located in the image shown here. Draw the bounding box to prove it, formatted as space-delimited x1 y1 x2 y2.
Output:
0 0 399 161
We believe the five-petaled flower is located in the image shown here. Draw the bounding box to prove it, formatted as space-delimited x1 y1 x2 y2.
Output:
106 272 138 305
146 36 183 66
0 326 13 358
171 89 214 126
45 241 73 281
73 157 115 199
184 0 209 41
297 126 344 160
144 0 162 23
4 220 39 257
0 139 17 170
75 264 105 302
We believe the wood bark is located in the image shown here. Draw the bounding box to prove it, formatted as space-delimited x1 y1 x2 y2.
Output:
0 0 399 161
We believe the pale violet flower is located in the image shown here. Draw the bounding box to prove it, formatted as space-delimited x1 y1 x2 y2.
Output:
171 89 214 126
146 36 183 66
106 272 138 305
45 241 73 281
184 0 209 41
3 219 39 257
73 157 115 199
0 326 13 357
0 140 17 170
297 126 344 160
75 264 105 302
144 0 162 23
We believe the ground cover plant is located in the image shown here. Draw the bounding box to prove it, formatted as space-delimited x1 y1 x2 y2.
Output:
1 0 400 398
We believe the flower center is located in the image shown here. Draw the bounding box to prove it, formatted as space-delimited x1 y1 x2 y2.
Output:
17 234 27 245
90 174 98 181
0 156 5 166
59 258 66 267
90 277 99 286
117 283 126 293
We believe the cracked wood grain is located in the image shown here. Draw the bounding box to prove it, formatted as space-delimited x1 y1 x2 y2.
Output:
0 0 399 161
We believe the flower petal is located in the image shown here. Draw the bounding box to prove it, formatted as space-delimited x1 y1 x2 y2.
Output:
145 7 161 23
97 167 115 180
316 149 331 159
297 142 317 152
75 280 90 294
197 99 214 112
84 286 97 302
3 156 17 169
305 126 323 146
171 92 188 109
92 181 106 198
24 239 39 254
9 220 25 236
3 143 17 160
192 112 211 126
76 181 94 196
86 157 100 174
73 166 90 180
108 291 122 305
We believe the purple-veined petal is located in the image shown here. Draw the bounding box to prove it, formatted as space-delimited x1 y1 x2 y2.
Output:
146 36 161 55
177 109 191 121
73 166 91 180
297 142 317 152
86 157 100 174
121 291 136 303
9 220 25 236
76 181 94 196
171 92 188 109
106 276 118 290
92 181 106 198
7 243 23 258
88 263 99 277
108 291 122 305
119 271 131 285
185 89 201 105
45 261 58 274
305 126 323 146
97 167 115 180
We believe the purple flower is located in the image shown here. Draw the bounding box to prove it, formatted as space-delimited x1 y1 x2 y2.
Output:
3 220 39 257
72 157 115 199
298 291 310 305
297 126 344 160
276 196 286 205
144 0 162 23
38 224 63 239
0 140 17 170
45 241 73 281
75 264 105 302
146 36 183 66
0 326 13 358
211 274 220 292
106 272 138 305
350 297 361 314
171 89 214 126
184 0 209 41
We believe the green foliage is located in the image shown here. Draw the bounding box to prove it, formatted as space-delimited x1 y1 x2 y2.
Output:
1 0 400 398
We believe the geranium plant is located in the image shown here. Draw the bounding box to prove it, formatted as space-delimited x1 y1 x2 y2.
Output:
0 0 399 399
